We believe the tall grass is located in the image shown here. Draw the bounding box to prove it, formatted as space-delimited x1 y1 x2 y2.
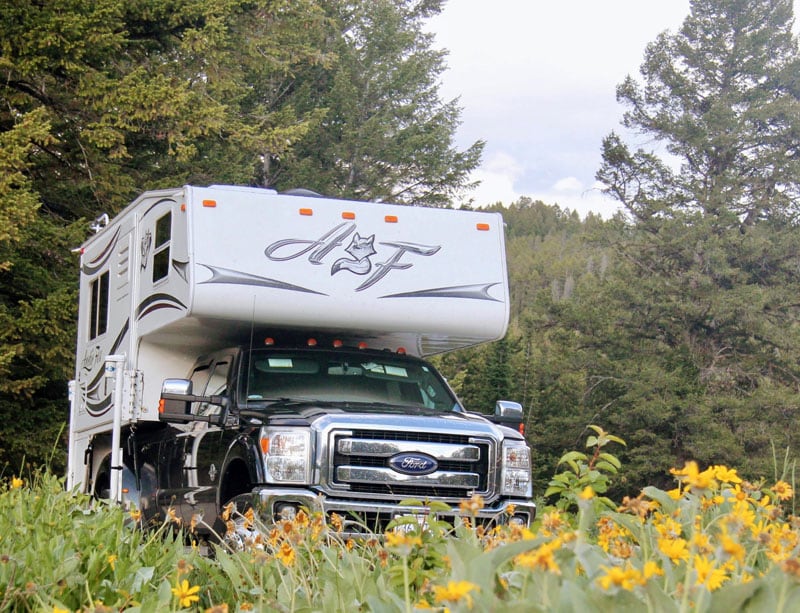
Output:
3 431 800 611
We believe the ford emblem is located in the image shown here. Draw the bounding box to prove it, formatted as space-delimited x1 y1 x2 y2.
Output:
389 452 438 476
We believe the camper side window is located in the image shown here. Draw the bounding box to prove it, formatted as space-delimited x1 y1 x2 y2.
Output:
152 212 171 283
89 271 109 339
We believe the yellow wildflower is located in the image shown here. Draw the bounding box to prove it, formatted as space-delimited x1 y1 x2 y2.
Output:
658 537 690 564
653 513 682 540
597 563 643 591
166 507 182 526
643 560 664 579
618 493 654 518
725 484 750 503
690 532 713 555
720 532 746 564
579 486 594 500
693 555 727 591
671 461 716 491
459 494 485 515
205 605 229 613
243 507 255 529
171 579 201 608
11 477 23 489
129 507 142 523
432 580 480 610
712 465 742 484
276 541 296 567
384 530 422 550
221 501 235 522
107 554 117 570
666 487 683 500
329 512 344 532
772 480 794 501
540 510 566 535
514 539 562 575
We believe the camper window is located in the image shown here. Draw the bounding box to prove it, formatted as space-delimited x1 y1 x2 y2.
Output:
89 271 109 339
152 212 171 283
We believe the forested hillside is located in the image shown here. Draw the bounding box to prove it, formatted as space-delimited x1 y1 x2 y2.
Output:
2 0 799 503
437 0 800 496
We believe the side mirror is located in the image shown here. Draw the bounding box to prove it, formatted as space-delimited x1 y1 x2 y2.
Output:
159 379 228 424
493 400 525 434
159 379 194 423
495 400 523 420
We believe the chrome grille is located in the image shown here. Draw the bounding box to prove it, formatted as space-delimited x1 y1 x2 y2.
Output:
329 428 492 500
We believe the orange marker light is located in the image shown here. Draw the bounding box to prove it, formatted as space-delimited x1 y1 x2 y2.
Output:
180 204 186 212
476 223 490 231
333 339 343 348
396 347 406 355
384 215 398 223
202 199 217 208
260 437 269 454
299 208 313 216
307 338 317 347
158 399 165 414
357 342 368 350
342 211 356 220
264 337 275 346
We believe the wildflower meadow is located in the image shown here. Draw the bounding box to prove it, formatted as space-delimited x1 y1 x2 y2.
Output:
2 427 800 612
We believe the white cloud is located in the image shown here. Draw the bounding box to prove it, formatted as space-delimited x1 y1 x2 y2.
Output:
468 151 522 206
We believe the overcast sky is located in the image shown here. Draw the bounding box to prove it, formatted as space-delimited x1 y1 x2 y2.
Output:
428 1 800 218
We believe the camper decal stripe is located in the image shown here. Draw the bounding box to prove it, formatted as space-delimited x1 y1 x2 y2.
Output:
136 294 187 320
380 283 502 302
87 394 112 416
141 197 176 219
82 320 130 417
81 226 121 276
198 264 326 295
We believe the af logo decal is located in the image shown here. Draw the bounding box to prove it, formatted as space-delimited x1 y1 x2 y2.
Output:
332 233 376 276
265 222 441 291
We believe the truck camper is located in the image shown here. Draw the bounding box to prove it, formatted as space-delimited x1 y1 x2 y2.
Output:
67 185 534 538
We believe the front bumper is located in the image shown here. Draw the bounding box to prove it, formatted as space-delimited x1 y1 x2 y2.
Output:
246 486 536 532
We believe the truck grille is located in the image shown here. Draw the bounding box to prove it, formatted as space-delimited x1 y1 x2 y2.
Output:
329 429 493 501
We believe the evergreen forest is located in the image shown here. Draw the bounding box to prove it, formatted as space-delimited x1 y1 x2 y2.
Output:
1 0 799 502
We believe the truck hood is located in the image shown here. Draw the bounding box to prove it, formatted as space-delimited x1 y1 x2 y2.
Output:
240 401 506 437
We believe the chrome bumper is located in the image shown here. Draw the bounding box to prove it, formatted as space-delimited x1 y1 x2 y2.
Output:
249 486 536 529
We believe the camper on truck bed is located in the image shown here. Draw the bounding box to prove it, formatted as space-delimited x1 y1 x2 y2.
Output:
67 185 534 539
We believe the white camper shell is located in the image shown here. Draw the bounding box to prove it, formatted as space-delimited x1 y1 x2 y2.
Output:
68 185 511 492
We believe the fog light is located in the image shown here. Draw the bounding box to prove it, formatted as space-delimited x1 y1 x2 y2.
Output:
276 503 298 521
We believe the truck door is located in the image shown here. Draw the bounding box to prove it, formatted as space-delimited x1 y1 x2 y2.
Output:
178 354 234 525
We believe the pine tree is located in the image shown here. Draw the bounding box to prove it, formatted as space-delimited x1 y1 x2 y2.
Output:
594 0 800 481
269 0 483 206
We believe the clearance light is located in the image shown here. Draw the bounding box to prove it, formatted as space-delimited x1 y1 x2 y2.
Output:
333 339 343 348
299 208 313 216
260 437 269 454
307 338 318 347
357 342 368 350
158 399 165 414
476 223 490 231
396 347 406 355
264 337 275 346
384 215 398 223
342 211 356 220
180 204 186 212
202 199 217 208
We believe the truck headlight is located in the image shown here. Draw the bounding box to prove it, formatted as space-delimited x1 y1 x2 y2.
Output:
260 429 312 484
501 441 531 497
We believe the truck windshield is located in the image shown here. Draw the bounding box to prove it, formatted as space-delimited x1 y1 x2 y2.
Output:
242 349 460 412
